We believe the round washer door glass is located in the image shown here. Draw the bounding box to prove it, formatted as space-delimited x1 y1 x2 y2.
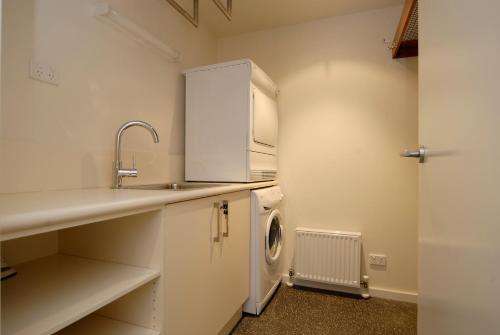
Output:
265 209 283 264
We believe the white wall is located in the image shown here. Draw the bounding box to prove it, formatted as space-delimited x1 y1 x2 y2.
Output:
1 1 418 296
218 6 418 294
0 0 217 193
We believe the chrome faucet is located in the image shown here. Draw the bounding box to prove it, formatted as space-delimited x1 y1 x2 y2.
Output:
112 120 159 188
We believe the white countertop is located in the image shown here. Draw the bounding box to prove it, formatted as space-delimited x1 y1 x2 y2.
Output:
0 181 278 241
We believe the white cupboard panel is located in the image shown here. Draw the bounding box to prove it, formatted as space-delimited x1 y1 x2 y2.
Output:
164 191 250 335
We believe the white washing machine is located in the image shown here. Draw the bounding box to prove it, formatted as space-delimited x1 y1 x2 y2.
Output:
243 186 284 315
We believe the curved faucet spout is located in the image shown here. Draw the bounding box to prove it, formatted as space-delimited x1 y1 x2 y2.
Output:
113 120 160 188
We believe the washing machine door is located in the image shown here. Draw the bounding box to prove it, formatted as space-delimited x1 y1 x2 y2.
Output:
265 209 283 264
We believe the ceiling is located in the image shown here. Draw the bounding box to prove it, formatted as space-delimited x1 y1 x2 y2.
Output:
198 0 404 37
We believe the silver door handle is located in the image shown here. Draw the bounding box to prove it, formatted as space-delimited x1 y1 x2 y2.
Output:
400 146 426 163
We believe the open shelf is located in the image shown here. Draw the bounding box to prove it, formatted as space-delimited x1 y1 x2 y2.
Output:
392 0 418 58
56 314 160 335
1 254 160 335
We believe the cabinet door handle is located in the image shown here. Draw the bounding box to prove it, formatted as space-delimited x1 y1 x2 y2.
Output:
223 217 229 237
222 200 229 237
213 202 221 242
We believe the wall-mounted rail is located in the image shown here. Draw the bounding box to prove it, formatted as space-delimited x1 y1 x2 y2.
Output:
93 2 181 62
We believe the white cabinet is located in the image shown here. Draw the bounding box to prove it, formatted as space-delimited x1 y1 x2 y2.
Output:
163 191 250 335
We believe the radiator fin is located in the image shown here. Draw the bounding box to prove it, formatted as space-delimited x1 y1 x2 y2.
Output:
295 228 361 288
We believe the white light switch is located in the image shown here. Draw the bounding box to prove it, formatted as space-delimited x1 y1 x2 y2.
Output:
30 59 59 85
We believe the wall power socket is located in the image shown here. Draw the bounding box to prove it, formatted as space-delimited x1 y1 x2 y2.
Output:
368 254 387 266
30 59 59 85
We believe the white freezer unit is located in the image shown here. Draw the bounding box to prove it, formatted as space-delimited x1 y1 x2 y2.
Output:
184 59 279 182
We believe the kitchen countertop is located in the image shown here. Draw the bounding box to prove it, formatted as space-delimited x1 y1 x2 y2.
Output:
0 181 278 241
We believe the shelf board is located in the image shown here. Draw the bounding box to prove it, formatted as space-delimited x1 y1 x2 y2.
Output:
56 314 160 335
392 0 418 58
1 254 160 335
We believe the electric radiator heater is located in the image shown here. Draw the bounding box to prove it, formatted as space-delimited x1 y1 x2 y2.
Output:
294 228 362 288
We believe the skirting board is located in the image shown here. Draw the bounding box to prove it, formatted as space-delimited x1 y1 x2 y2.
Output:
281 274 417 304
218 307 242 335
368 287 417 304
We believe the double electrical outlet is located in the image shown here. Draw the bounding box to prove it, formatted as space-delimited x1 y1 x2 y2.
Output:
30 59 59 85
368 254 387 266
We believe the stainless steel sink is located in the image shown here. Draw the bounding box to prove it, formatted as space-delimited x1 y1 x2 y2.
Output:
121 182 223 191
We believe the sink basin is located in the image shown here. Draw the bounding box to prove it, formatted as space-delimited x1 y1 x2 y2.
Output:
121 182 223 191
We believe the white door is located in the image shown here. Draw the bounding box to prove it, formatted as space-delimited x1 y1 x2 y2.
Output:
417 0 500 334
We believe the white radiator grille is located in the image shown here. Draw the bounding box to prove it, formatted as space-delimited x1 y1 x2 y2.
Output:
295 228 361 288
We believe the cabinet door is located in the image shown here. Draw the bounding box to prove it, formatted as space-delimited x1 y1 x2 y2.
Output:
164 191 250 335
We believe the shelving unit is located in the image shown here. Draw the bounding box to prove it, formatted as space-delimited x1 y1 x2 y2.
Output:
1 254 160 335
392 0 418 58
56 315 160 335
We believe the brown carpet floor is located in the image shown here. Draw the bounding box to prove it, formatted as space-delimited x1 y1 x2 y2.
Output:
231 285 417 335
